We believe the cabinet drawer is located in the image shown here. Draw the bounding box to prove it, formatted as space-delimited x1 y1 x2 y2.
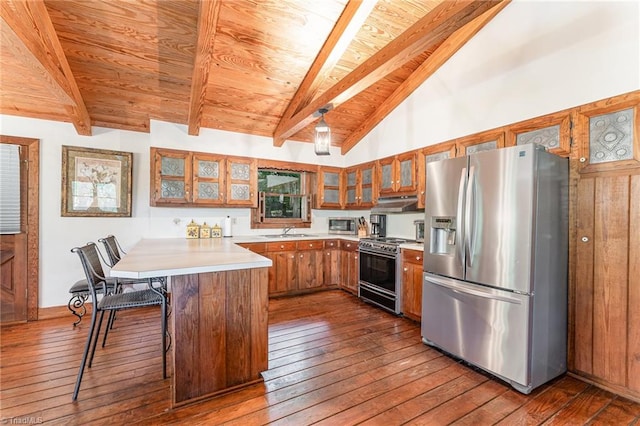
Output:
324 239 339 249
296 240 324 251
238 242 266 254
402 249 423 265
341 240 358 252
266 241 297 252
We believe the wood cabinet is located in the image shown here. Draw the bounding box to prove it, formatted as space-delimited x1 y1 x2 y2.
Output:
265 241 297 295
344 161 377 209
505 110 571 157
243 240 327 296
401 249 424 322
569 94 640 402
456 129 505 157
323 239 341 287
340 240 359 295
150 148 257 207
572 171 640 400
417 142 456 209
225 156 257 206
296 240 324 291
150 148 193 205
316 166 343 208
378 152 417 196
573 96 640 173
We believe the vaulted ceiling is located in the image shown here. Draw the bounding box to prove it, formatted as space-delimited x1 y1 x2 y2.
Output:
0 0 509 154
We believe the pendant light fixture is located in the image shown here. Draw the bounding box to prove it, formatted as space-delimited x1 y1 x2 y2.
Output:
314 107 331 155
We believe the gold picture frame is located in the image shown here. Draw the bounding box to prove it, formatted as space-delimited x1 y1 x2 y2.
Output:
61 146 133 217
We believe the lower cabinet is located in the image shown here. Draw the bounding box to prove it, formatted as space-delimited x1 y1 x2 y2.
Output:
401 248 423 321
296 240 324 291
340 240 359 295
241 238 359 297
323 240 341 287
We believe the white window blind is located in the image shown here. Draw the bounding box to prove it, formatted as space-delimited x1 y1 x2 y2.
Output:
0 144 21 234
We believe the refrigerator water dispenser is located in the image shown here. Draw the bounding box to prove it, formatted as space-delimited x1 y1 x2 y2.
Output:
430 217 456 255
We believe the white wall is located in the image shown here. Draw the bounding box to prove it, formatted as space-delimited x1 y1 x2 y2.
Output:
1 0 638 307
344 0 640 164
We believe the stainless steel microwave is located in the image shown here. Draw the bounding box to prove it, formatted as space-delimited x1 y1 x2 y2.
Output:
328 217 358 235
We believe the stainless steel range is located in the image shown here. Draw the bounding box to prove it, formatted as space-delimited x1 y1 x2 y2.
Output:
358 237 414 314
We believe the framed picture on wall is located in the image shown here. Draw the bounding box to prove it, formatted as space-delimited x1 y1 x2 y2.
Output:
61 146 133 217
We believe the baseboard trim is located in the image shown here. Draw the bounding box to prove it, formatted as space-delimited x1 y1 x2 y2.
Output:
38 303 92 320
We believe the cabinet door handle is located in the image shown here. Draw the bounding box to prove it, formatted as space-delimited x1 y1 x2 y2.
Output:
300 254 303 258
404 267 408 272
280 245 285 249
416 256 421 261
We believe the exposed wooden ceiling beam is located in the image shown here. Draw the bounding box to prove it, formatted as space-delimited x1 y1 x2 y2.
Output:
188 0 222 136
341 1 511 154
1 0 92 135
273 0 376 147
273 0 506 146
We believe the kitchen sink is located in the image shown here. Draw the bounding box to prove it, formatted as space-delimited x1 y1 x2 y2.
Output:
260 233 317 238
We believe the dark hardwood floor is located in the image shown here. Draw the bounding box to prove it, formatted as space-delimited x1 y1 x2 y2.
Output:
1 290 639 425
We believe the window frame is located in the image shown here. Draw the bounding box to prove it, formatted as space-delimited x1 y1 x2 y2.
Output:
252 167 313 229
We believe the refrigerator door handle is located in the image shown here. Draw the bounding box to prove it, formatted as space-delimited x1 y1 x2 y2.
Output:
465 166 476 267
425 274 522 305
456 167 467 265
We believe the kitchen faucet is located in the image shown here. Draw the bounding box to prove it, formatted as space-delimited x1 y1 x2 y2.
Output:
282 226 294 235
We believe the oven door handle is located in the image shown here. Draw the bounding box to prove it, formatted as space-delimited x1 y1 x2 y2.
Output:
358 248 397 260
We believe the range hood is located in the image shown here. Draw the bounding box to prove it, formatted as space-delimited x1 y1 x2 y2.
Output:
371 196 421 213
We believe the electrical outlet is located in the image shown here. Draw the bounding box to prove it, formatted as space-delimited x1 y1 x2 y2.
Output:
232 217 237 224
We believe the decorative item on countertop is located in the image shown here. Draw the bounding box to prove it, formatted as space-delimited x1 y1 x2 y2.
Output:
211 223 222 238
186 219 200 239
357 216 368 237
223 215 232 237
199 222 211 239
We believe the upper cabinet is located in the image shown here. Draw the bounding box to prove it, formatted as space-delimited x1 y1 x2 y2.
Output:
505 111 571 157
456 129 505 156
344 161 377 209
225 156 257 206
573 95 639 173
378 152 418 196
192 153 225 205
150 148 257 207
316 166 343 209
151 148 193 205
417 142 457 209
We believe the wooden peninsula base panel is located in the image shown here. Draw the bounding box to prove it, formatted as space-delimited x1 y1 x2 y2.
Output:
171 267 269 406
109 238 272 408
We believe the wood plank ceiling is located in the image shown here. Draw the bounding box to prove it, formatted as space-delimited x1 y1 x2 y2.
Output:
0 0 509 155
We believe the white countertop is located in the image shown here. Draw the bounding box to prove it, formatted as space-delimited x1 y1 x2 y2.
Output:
110 238 272 279
110 235 424 279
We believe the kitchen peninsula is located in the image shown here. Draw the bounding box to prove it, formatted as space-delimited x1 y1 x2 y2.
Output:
110 238 272 407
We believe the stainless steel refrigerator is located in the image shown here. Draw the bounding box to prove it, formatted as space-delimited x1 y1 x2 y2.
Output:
421 143 568 394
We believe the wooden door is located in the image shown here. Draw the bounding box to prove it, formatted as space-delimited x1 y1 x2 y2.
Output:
1 136 39 323
192 154 225 205
297 250 323 290
225 156 257 206
323 240 340 286
573 172 640 394
401 249 423 321
316 167 343 208
150 148 192 205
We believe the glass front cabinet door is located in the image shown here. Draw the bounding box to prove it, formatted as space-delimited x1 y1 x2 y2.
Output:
225 156 258 207
151 148 192 205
